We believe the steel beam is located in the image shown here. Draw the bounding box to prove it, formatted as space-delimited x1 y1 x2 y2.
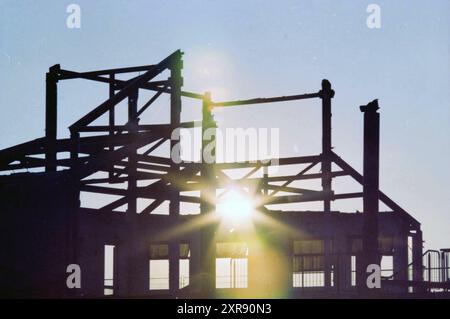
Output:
212 92 320 107
331 151 420 229
320 79 335 289
360 99 381 292
58 64 156 79
108 73 116 181
69 50 181 131
45 64 60 172
169 52 183 295
199 92 217 296
59 68 203 100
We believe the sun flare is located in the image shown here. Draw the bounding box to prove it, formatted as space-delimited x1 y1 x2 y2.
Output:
217 189 254 223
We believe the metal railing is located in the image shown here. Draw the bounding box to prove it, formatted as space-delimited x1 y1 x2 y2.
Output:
422 249 450 292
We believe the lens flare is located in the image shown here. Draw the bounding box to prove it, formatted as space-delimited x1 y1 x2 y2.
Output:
217 189 254 223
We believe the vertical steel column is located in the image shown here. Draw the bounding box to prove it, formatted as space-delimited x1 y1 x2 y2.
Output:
116 89 141 297
200 92 217 296
320 79 334 212
441 249 447 285
67 107 80 297
129 88 145 296
65 129 80 298
360 99 381 291
169 52 183 295
127 89 138 216
45 64 60 172
319 79 335 289
393 227 409 292
427 253 432 285
108 73 116 181
412 230 423 293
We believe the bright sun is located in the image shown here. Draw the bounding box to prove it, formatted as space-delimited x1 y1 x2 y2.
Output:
217 189 254 223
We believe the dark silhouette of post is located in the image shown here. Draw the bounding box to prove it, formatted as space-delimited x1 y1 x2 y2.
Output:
45 64 60 172
200 92 217 296
319 79 335 288
412 230 423 292
108 73 116 181
169 52 183 295
360 99 380 291
117 88 141 296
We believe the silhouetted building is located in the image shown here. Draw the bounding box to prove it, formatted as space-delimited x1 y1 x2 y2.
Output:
0 51 448 298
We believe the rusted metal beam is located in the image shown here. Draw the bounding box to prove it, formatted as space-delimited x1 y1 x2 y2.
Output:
58 64 157 79
264 191 333 205
59 68 203 100
319 79 335 289
77 122 198 133
0 137 46 165
332 192 364 200
265 184 321 195
331 151 420 229
45 64 60 172
212 92 320 107
135 90 164 118
108 73 116 181
217 171 347 185
360 99 381 291
200 91 217 295
140 198 165 215
320 79 334 212
267 161 319 198
168 53 183 295
69 50 182 131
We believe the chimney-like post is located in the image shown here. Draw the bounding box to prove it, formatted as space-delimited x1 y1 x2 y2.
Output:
45 64 60 172
360 99 381 291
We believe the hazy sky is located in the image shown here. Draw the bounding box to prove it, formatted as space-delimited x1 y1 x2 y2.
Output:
0 0 448 250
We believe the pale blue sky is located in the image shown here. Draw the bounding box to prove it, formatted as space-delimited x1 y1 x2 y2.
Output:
0 0 449 249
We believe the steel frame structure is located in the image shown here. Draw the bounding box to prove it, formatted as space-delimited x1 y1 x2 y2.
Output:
0 50 425 297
